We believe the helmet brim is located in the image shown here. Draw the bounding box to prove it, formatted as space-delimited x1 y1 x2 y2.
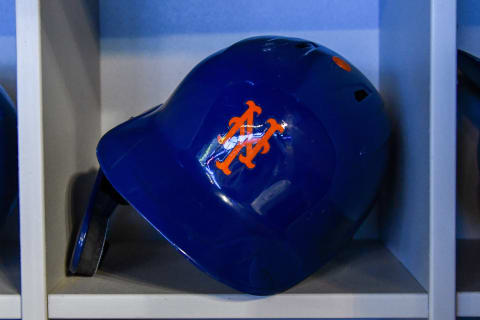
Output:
96 105 306 295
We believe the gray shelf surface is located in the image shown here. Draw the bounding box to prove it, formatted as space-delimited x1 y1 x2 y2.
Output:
0 241 20 295
0 241 21 319
53 239 425 295
48 240 428 318
458 239 480 292
457 240 480 317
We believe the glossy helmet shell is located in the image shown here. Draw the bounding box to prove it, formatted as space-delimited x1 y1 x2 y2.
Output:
97 36 391 294
458 50 480 169
0 85 17 227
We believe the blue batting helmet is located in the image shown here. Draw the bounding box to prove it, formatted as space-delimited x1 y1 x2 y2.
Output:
458 50 480 169
0 85 17 228
70 36 391 295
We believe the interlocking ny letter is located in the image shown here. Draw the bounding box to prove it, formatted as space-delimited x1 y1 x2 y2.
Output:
216 100 284 175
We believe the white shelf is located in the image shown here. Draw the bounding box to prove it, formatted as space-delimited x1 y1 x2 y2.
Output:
0 241 21 319
13 0 458 319
48 240 427 319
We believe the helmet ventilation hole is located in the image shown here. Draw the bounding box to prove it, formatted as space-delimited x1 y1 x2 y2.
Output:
354 89 369 102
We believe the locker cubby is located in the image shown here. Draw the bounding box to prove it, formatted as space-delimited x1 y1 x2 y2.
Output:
16 0 457 319
456 0 480 317
0 1 21 319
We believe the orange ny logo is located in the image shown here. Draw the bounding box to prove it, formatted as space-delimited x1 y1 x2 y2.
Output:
216 100 284 175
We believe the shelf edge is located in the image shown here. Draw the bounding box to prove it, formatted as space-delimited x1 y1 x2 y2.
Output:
0 294 22 318
457 292 480 317
49 292 428 319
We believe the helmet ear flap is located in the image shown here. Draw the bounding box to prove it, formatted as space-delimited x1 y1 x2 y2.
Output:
69 170 127 276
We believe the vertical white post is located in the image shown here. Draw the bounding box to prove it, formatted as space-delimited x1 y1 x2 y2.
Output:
429 0 457 319
16 0 48 319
